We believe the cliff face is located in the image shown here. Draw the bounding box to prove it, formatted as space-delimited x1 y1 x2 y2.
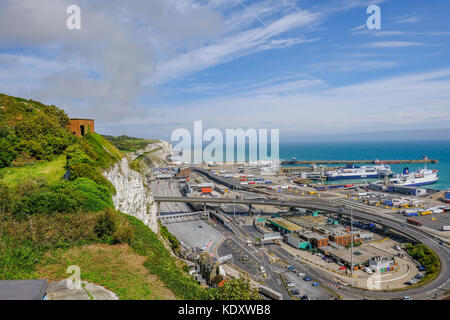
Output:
103 157 158 233
133 140 172 166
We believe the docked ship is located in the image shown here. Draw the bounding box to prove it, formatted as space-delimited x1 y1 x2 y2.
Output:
390 167 439 187
325 164 393 181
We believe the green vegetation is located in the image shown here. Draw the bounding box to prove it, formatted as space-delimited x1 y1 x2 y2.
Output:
406 243 441 279
384 243 441 292
0 154 66 188
130 147 163 173
37 244 176 300
0 93 212 300
126 215 210 300
211 277 261 300
103 135 158 153
159 222 181 253
345 241 362 248
0 93 75 168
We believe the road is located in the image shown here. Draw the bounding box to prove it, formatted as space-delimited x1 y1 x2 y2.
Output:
155 195 450 299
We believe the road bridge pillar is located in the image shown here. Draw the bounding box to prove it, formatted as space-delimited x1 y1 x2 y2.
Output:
248 204 252 216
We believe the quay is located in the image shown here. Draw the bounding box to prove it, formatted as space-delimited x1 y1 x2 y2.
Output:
282 156 438 165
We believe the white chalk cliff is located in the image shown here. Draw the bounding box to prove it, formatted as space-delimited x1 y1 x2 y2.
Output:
103 140 172 234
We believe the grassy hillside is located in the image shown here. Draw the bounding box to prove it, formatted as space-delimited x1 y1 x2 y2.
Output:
0 93 75 168
103 135 159 153
0 93 209 300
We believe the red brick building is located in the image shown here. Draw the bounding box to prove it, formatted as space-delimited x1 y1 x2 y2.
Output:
66 119 95 138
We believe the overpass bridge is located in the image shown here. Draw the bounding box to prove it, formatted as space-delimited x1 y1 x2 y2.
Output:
158 211 209 224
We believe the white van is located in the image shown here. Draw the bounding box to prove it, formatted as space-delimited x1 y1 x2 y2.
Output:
363 267 373 274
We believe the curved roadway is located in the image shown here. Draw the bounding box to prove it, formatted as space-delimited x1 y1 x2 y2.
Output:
155 196 450 299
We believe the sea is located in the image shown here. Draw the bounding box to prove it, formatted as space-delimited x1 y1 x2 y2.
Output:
279 140 450 191
188 140 449 190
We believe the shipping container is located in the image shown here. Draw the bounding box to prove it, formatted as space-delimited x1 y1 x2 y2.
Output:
405 212 419 217
441 225 450 231
201 187 212 194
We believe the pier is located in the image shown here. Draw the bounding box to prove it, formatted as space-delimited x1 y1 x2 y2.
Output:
281 156 438 165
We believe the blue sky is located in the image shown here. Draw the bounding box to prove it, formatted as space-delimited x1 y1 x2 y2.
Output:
0 0 449 141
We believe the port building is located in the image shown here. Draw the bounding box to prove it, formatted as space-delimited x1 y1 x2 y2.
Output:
266 217 302 234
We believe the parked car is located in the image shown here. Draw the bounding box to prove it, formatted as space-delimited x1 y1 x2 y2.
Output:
286 281 295 287
363 267 373 274
418 265 426 271
297 273 305 277
300 295 310 300
402 296 413 300
291 289 300 296
339 266 346 270
303 276 312 281
311 282 320 287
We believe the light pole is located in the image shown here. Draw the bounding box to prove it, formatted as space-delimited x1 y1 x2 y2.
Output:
233 184 236 220
350 206 354 276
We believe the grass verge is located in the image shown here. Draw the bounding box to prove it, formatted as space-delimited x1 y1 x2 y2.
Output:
0 155 66 188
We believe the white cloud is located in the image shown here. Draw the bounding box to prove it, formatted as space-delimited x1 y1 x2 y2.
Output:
395 14 422 24
362 41 425 48
149 10 322 85
116 69 450 139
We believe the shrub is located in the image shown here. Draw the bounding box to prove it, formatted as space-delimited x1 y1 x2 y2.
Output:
0 183 12 214
112 223 134 244
0 138 17 167
211 276 261 300
13 190 77 216
70 178 113 210
65 144 93 167
94 209 119 241
406 243 440 274
68 163 112 190
160 223 181 252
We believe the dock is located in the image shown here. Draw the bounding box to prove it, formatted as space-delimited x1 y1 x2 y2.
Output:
282 156 438 165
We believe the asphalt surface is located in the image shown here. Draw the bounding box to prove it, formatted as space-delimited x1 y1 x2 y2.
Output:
156 193 450 299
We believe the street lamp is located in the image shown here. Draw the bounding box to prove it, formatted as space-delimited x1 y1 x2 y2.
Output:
350 206 354 276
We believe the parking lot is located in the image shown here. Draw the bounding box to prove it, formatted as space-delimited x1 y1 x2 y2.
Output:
281 267 336 300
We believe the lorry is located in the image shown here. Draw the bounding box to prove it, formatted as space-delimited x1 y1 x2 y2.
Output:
407 219 422 227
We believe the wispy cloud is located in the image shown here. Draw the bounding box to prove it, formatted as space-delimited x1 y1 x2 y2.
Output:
362 41 425 48
395 14 422 24
149 10 322 85
120 69 450 139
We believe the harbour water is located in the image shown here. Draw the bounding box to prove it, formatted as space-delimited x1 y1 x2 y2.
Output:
279 140 450 190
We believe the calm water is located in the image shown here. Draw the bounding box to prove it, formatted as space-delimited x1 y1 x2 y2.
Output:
279 141 450 190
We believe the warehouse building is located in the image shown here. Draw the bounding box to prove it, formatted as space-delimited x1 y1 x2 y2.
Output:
266 218 302 234
285 233 311 250
297 231 329 248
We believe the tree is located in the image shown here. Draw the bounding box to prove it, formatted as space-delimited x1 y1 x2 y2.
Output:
212 276 261 300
